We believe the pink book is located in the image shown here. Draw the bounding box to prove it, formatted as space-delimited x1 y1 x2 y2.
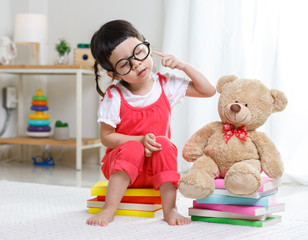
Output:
214 176 281 192
193 200 285 216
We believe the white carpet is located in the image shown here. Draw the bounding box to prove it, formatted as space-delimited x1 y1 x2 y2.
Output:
1 180 308 240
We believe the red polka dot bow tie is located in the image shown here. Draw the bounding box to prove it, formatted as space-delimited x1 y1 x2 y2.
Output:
223 123 247 143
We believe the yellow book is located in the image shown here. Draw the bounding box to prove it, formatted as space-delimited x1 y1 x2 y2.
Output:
91 181 160 197
88 207 163 218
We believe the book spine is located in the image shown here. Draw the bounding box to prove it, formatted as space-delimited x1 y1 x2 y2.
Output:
213 188 278 199
96 195 162 204
87 199 162 211
116 209 155 218
193 201 256 215
91 188 160 197
214 176 278 192
191 215 263 227
259 177 272 192
189 208 267 221
213 189 262 199
214 178 225 189
196 194 275 207
191 215 281 227
88 207 160 218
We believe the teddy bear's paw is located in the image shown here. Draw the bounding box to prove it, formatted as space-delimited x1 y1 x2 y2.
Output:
179 181 212 199
224 173 261 196
179 172 214 199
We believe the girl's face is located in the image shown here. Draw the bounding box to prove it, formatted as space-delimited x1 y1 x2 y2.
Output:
108 37 153 85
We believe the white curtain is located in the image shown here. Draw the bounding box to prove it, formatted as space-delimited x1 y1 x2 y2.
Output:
160 0 308 184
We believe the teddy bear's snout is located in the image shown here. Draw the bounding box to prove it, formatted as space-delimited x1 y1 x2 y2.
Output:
230 104 241 113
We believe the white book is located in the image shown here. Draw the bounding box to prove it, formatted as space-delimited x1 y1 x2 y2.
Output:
213 187 278 199
87 197 162 211
214 177 281 192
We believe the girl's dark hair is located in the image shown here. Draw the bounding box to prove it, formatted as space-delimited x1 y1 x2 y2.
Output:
90 19 145 97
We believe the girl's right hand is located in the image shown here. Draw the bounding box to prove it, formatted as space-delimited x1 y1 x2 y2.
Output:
142 133 162 157
153 51 187 71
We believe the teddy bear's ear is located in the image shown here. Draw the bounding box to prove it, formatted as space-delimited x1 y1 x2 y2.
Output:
216 75 238 93
270 89 288 112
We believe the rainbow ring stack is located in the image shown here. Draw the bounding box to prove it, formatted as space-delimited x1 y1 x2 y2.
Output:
27 89 51 137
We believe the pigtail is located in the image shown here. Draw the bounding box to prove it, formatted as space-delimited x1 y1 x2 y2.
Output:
94 61 105 97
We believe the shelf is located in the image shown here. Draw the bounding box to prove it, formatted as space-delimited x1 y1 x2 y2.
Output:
0 65 92 69
0 65 102 170
0 136 101 147
0 65 94 75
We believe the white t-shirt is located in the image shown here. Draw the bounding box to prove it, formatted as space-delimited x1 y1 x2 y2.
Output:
97 72 189 128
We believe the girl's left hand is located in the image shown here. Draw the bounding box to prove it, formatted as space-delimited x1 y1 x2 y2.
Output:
153 51 186 71
142 133 162 157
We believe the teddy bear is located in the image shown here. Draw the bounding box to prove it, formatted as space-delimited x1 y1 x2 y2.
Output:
0 36 17 65
178 75 288 199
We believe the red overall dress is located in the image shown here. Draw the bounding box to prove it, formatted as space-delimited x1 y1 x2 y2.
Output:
101 73 180 190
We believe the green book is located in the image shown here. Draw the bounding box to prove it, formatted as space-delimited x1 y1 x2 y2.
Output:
191 215 281 227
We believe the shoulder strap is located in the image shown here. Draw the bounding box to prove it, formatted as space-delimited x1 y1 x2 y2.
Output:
157 72 168 94
104 85 124 100
157 72 168 85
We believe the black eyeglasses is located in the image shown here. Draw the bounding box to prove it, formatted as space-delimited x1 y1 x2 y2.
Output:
113 42 150 76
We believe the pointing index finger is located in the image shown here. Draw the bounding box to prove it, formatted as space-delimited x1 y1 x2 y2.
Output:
153 51 167 57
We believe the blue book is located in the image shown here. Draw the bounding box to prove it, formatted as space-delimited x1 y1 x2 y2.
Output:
196 194 276 207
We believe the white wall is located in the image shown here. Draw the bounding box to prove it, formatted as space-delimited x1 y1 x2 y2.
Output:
0 0 165 163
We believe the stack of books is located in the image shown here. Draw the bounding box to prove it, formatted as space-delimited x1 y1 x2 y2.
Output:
87 181 163 218
189 176 285 227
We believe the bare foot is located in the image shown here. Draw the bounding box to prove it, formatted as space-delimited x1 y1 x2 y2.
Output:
86 171 130 227
163 208 191 226
86 209 115 226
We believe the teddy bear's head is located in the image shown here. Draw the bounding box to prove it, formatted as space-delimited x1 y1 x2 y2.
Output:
216 75 287 131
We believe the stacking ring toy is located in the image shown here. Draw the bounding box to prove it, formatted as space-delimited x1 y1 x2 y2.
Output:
28 119 50 126
27 131 51 137
31 106 49 111
32 100 48 106
32 95 48 101
28 89 51 137
27 126 51 132
36 89 44 96
29 111 50 120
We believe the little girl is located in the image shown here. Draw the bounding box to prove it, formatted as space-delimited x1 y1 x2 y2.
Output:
86 19 216 226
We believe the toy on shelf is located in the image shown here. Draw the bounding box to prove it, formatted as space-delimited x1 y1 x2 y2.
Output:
27 89 51 137
32 155 55 166
54 120 69 140
73 43 95 67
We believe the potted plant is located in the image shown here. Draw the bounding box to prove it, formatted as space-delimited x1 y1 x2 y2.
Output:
54 120 69 140
55 38 71 64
